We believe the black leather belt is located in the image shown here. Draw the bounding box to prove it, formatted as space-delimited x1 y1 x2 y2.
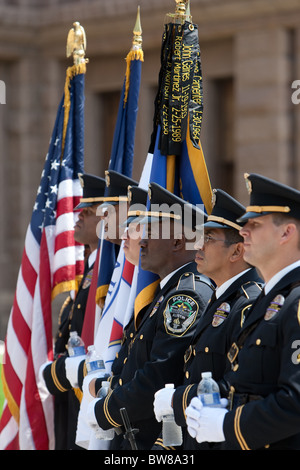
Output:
228 386 262 410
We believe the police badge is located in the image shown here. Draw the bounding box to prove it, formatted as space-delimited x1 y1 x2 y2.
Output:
264 294 285 321
212 302 230 327
163 294 199 336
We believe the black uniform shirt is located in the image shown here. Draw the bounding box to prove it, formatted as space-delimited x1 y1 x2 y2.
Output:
223 265 300 450
168 268 263 450
93 262 214 450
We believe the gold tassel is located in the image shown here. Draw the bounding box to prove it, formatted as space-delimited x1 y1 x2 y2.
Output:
123 49 144 108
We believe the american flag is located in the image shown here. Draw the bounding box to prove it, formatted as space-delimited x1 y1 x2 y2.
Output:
0 65 86 450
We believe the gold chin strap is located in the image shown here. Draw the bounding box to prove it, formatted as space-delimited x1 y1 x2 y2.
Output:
80 196 128 203
246 205 291 214
127 210 181 220
207 215 241 231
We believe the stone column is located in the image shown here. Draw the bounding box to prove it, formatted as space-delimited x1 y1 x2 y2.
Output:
234 27 292 204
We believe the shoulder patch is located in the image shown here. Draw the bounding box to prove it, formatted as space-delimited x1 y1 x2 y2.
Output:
212 302 230 327
82 268 93 289
163 294 199 336
264 294 285 321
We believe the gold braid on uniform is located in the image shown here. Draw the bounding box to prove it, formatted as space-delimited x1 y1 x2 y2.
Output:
51 361 68 393
103 390 121 428
183 384 194 419
153 437 176 450
234 405 251 450
58 295 72 328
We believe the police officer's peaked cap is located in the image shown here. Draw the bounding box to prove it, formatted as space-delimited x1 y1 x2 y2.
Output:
237 173 300 223
201 189 245 231
75 173 106 209
101 170 138 205
139 182 207 229
123 186 148 226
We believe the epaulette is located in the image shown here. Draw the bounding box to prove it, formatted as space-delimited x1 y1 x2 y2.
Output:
238 280 264 300
176 272 214 292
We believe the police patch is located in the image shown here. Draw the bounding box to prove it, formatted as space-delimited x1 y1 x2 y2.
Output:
82 269 93 289
150 295 164 318
264 294 285 321
163 294 198 336
212 302 230 327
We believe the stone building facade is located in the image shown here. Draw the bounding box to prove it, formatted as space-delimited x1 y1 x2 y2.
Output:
1 0 300 336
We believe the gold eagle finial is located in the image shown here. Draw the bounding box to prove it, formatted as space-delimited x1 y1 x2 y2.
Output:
66 22 88 65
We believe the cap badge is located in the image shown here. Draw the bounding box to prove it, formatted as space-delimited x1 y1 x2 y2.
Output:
244 173 252 194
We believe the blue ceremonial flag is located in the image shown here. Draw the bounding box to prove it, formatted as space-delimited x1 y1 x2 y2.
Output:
95 42 144 308
134 15 212 321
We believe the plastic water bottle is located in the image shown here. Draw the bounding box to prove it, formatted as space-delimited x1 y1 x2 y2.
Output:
67 331 85 357
162 384 183 447
94 381 114 440
197 371 221 407
85 345 105 375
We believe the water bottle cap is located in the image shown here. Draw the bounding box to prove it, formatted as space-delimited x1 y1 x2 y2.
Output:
102 381 110 387
70 331 78 337
201 371 212 379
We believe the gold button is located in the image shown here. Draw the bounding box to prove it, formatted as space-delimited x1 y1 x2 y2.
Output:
256 339 261 345
185 371 189 379
130 333 134 338
119 378 123 385
140 334 143 340
193 348 196 356
205 347 209 353
123 357 127 364
116 352 119 359
233 364 239 371
77 304 81 309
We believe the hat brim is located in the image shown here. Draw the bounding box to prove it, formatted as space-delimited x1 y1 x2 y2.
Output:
236 211 269 224
138 215 166 225
204 220 234 229
121 215 145 227
74 201 99 210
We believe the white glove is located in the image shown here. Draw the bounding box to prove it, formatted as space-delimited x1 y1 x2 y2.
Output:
65 355 86 387
86 398 100 429
86 399 108 438
186 397 228 443
38 361 52 391
82 372 104 402
153 387 175 422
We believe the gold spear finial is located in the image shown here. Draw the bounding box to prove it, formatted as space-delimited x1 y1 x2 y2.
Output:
165 1 191 24
131 6 143 50
66 21 88 65
175 0 187 16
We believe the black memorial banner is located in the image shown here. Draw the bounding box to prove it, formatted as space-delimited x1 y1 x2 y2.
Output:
149 20 203 156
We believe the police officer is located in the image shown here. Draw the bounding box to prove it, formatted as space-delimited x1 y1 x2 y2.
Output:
86 183 214 449
42 173 106 450
42 171 138 449
81 185 148 449
186 173 300 450
153 189 262 450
